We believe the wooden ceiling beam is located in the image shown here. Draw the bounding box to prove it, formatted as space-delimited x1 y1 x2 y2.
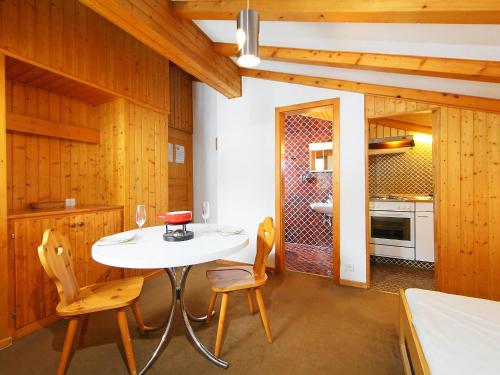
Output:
79 0 241 98
240 69 500 113
171 1 500 24
215 43 500 84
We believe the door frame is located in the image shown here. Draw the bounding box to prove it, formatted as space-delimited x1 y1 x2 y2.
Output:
364 105 441 288
274 98 340 283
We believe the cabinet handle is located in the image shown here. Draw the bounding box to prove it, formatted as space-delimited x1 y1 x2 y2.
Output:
69 223 77 228
417 215 430 218
78 222 85 227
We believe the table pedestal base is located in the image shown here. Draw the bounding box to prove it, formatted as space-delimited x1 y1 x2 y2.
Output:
139 266 227 375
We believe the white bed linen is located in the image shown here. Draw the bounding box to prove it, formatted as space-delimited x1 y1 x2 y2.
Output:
405 288 500 375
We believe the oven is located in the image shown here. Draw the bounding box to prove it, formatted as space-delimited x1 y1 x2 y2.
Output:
369 210 415 248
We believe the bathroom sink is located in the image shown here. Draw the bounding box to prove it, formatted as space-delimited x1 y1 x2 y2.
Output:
310 202 333 216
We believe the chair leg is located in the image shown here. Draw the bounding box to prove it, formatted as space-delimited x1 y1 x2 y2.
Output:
206 291 218 323
131 302 146 335
116 309 137 375
255 288 273 343
246 288 256 314
214 292 229 357
57 318 79 375
78 314 90 348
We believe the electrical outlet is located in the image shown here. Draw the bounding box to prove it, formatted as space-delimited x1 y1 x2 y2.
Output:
345 264 354 272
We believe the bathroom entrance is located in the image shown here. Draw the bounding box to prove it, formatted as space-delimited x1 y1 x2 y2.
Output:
275 99 340 280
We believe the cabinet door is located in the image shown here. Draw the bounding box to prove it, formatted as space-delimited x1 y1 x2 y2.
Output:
416 212 435 262
13 218 52 328
68 214 87 287
86 210 124 285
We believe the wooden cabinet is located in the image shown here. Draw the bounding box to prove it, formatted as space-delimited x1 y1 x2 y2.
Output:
7 206 123 337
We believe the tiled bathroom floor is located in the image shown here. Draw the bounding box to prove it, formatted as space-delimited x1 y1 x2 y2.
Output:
370 262 435 294
285 242 333 277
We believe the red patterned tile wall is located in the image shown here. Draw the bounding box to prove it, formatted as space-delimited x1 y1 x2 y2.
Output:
284 114 333 249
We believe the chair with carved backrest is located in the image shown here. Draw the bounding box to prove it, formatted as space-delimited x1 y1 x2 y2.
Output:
205 217 276 357
38 228 146 375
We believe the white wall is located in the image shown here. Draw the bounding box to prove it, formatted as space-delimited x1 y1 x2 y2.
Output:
193 83 219 223
193 77 367 283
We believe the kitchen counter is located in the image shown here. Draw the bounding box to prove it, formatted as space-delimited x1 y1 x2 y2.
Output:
8 204 123 219
370 198 433 203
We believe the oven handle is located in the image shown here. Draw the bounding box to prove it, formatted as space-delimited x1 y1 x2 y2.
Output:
370 212 413 218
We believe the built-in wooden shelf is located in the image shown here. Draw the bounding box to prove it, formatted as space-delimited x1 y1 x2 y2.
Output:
5 56 116 105
7 204 123 220
6 113 101 144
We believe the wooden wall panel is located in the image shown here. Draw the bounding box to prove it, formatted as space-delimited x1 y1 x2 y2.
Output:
168 63 193 213
96 100 169 231
168 128 193 213
125 102 169 230
365 95 500 300
5 80 100 209
0 0 169 112
169 63 193 133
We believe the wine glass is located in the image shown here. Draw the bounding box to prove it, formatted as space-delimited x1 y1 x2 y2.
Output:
201 201 210 224
136 205 146 233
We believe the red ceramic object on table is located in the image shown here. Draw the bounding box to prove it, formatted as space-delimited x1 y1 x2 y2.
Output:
157 211 192 225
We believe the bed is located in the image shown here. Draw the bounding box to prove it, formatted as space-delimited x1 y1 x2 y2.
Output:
399 288 500 375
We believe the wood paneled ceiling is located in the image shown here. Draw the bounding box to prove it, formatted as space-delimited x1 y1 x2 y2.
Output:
5 57 116 105
299 106 334 122
171 0 500 24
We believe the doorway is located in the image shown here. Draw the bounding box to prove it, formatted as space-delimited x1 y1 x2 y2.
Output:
275 99 340 282
365 107 439 293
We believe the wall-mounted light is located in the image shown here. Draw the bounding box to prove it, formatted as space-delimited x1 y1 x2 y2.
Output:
236 4 260 68
412 133 433 144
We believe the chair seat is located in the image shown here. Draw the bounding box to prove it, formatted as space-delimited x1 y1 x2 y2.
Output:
56 277 144 317
206 266 267 292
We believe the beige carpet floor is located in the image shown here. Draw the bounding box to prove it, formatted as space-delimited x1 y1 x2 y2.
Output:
0 263 402 375
371 262 435 294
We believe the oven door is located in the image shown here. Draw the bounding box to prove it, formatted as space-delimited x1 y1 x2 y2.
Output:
369 210 414 248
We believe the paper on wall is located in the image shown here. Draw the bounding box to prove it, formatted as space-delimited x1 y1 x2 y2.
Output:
175 145 185 164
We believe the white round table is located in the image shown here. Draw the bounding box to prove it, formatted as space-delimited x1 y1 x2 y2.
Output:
91 224 249 374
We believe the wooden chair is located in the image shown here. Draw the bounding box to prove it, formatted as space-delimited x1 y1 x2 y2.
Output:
38 229 146 375
206 217 276 357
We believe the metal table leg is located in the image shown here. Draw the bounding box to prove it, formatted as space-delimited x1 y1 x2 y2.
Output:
142 267 177 333
138 266 228 374
138 268 177 375
179 266 229 368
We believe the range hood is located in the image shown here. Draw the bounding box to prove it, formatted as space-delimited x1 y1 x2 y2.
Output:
368 135 415 155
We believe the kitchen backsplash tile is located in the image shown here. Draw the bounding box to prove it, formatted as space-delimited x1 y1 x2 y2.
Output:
284 114 333 248
369 138 433 195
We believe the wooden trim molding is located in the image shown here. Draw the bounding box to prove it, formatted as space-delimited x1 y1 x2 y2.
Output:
6 113 101 144
172 0 500 24
78 0 241 99
339 279 368 289
215 43 500 84
241 69 500 113
0 336 12 350
0 53 11 348
275 99 340 282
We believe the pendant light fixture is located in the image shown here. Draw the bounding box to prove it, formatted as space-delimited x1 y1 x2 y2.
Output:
236 0 260 68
